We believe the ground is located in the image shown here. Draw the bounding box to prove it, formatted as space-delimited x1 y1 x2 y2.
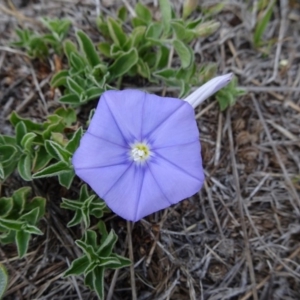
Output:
0 0 300 299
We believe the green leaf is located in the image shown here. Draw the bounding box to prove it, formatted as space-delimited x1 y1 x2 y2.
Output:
0 197 13 218
23 224 43 235
98 221 108 244
107 17 127 47
135 3 152 24
84 230 98 250
0 135 16 146
15 230 30 258
145 22 164 40
67 77 84 95
216 77 245 111
45 140 71 162
76 30 101 67
32 146 52 172
64 39 78 61
117 6 127 22
183 0 198 19
93 267 105 300
108 48 138 79
0 218 24 231
137 59 150 79
0 160 19 181
159 0 172 35
153 68 176 80
173 39 193 68
0 231 15 245
17 154 32 181
58 170 75 189
54 107 76 127
131 17 146 28
90 202 105 218
10 112 42 132
32 161 71 179
253 0 275 47
15 122 27 146
51 70 69 87
66 210 82 227
0 263 8 299
97 230 118 257
61 198 82 211
178 80 191 98
98 257 121 268
66 127 83 153
63 255 90 277
19 207 40 225
27 197 46 221
171 20 185 38
85 87 103 101
192 21 220 38
128 26 146 49
84 261 98 275
70 52 87 71
0 164 4 180
98 42 111 57
0 145 18 163
43 115 65 140
76 240 97 261
84 271 94 290
109 253 131 268
21 132 37 153
59 93 80 105
12 187 31 215
155 46 170 69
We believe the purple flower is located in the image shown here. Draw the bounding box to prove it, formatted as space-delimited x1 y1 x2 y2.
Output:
72 74 232 221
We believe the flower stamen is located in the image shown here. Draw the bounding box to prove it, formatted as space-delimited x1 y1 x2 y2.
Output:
130 143 151 163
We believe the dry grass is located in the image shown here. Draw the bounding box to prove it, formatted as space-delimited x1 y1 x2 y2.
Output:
1 0 300 299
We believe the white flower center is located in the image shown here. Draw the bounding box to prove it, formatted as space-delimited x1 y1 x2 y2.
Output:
130 143 151 163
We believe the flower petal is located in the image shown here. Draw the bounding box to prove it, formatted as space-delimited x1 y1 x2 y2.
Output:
184 73 233 108
141 93 184 138
88 95 128 146
133 166 173 220
153 141 203 181
149 102 199 148
74 163 132 204
72 132 129 169
148 151 203 205
98 90 145 143
104 163 184 221
100 164 145 221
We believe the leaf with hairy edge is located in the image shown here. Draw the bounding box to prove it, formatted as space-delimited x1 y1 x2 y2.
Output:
45 140 71 162
93 267 105 300
107 17 127 47
32 161 71 178
173 39 193 68
108 48 138 79
32 146 52 172
17 155 32 181
59 93 80 105
0 198 13 218
76 30 101 67
159 0 172 35
58 170 75 189
63 255 90 277
15 230 30 258
50 70 69 87
0 263 8 299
